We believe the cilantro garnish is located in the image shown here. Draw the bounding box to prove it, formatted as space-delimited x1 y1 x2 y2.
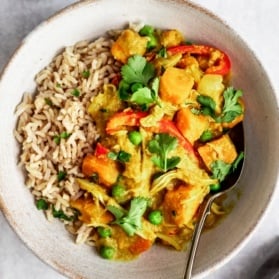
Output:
121 55 155 85
44 98 53 107
36 199 48 210
53 131 72 144
148 133 181 172
57 171 67 182
52 205 73 221
82 70 90 78
107 197 148 236
197 95 216 118
119 55 158 106
216 87 243 123
211 151 244 183
71 88 80 97
107 150 131 163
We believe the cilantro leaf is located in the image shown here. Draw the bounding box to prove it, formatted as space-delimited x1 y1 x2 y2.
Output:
217 87 243 123
148 133 181 172
107 197 148 236
52 205 73 221
130 87 153 105
211 160 232 182
121 55 155 86
211 151 245 182
197 95 216 118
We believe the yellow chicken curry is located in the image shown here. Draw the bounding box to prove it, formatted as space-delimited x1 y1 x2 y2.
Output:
70 25 244 260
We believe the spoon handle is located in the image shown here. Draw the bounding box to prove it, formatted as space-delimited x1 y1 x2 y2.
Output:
183 196 215 279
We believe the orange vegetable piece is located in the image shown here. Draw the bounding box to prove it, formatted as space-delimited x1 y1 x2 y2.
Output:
129 236 152 255
159 67 194 105
197 134 238 171
82 154 119 187
70 197 114 224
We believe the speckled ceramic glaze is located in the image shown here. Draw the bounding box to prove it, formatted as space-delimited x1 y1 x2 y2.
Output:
0 0 278 278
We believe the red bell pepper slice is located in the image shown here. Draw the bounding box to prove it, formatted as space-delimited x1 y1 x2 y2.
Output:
94 142 110 158
167 44 231 75
106 110 148 134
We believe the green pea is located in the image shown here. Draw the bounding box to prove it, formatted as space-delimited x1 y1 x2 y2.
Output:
100 246 115 259
148 210 163 225
210 183 221 192
111 184 125 198
128 131 142 146
97 227 112 238
147 34 158 50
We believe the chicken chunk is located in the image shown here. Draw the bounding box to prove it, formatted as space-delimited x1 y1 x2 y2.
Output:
111 29 148 64
159 67 194 105
160 29 184 48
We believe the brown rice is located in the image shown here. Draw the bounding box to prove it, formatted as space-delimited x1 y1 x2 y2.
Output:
14 34 120 244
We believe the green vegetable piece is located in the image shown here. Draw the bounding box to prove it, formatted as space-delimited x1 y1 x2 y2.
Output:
117 150 131 163
111 184 125 198
147 34 158 50
60 131 71 139
44 98 53 106
52 205 72 221
200 130 213 142
139 25 154 36
148 210 163 225
57 171 67 182
128 131 142 145
217 87 243 123
210 183 221 192
130 87 153 105
211 160 232 182
71 88 80 97
82 70 90 78
53 135 61 145
121 55 155 86
157 47 167 58
148 133 181 172
131 82 144 93
100 246 115 259
36 199 48 210
107 151 118 160
197 95 216 116
231 151 244 172
97 227 112 238
107 197 148 236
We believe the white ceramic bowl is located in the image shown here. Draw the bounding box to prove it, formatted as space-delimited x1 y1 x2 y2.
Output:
0 0 279 278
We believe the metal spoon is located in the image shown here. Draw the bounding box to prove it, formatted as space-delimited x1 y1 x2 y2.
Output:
183 123 244 279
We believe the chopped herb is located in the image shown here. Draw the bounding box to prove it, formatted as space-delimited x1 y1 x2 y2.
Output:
44 98 53 107
56 82 61 88
71 88 80 97
121 55 155 86
107 150 131 163
52 205 72 221
53 131 71 144
107 197 148 236
148 133 181 172
82 70 90 78
199 130 213 142
231 151 245 172
90 173 99 183
216 87 243 123
36 199 48 210
197 95 216 115
117 150 131 163
57 171 67 182
157 47 167 58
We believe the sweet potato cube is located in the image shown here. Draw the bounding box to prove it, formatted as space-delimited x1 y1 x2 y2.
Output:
159 67 194 105
82 154 119 187
175 107 209 144
163 184 207 227
71 197 113 225
197 134 237 170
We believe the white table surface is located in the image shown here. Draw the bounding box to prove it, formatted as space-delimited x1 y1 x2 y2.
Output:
0 1 279 278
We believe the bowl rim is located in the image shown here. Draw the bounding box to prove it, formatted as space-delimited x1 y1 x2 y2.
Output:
0 1 279 279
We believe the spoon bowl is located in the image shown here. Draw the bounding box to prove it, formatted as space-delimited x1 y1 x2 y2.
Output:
184 123 245 279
